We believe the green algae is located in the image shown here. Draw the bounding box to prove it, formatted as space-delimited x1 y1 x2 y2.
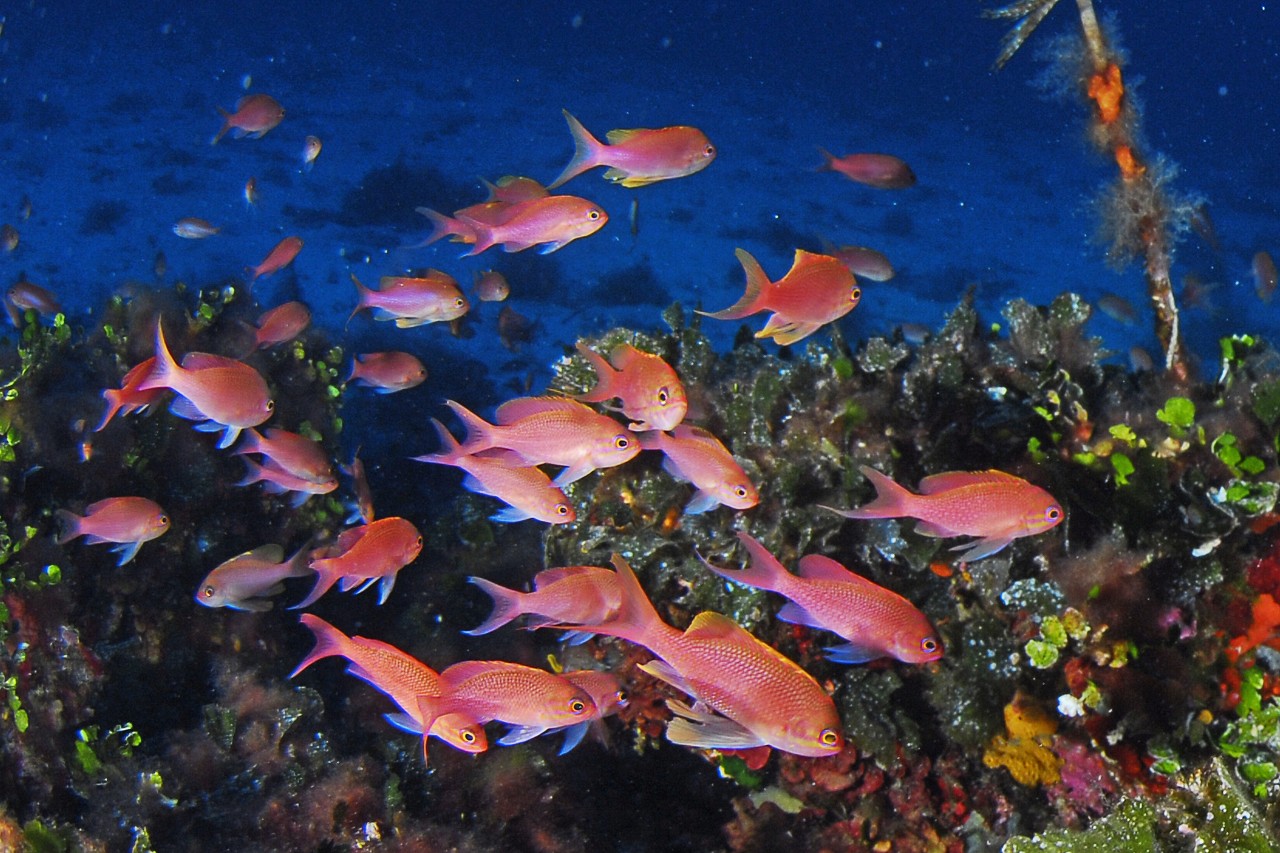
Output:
1004 799 1156 853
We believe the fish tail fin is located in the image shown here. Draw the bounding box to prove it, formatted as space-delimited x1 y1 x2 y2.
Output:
53 509 82 545
137 321 180 392
565 554 660 646
456 216 495 256
289 558 337 610
406 207 464 249
211 108 232 145
831 466 915 519
816 146 837 172
347 273 374 328
548 110 604 189
94 390 125 433
235 458 268 488
444 400 496 454
697 249 770 320
233 427 265 457
289 613 351 677
462 576 525 635
412 418 464 466
699 533 790 593
571 341 616 403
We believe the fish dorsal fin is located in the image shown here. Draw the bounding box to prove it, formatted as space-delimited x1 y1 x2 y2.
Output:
439 659 496 687
670 424 718 446
228 544 285 566
534 565 606 589
605 128 645 145
495 396 591 424
181 352 244 371
608 343 642 370
918 469 1022 494
684 611 749 641
795 554 857 583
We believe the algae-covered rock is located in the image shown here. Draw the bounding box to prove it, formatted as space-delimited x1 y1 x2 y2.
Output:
1003 798 1155 852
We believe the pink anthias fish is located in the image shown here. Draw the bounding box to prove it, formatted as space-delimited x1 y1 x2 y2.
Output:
574 342 687 432
247 236 303 284
291 614 487 760
417 661 595 761
413 418 576 524
195 541 313 611
235 427 334 487
824 466 1064 562
5 280 61 327
95 357 166 432
699 249 862 346
292 516 423 609
339 451 376 524
348 272 469 328
462 565 621 637
445 397 639 487
212 93 284 144
548 110 716 189
419 195 607 256
818 149 916 190
566 555 844 758
137 322 274 448
345 351 427 394
637 425 758 514
55 497 170 565
481 175 549 204
702 533 942 664
236 457 339 505
498 669 628 755
249 301 311 349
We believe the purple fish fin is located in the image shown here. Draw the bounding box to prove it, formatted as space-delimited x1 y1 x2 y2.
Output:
289 491 312 508
383 712 424 735
659 453 691 484
217 425 242 449
560 630 596 646
497 724 550 747
537 240 570 255
377 574 397 604
683 490 718 515
490 505 534 523
290 614 348 677
226 597 274 613
951 536 1014 562
548 109 605 190
664 699 766 750
342 576 376 594
824 642 885 665
914 519 961 538
112 540 143 566
170 396 207 422
462 576 524 636
794 554 855 582
558 721 589 754
776 601 825 629
636 659 696 698
552 462 591 488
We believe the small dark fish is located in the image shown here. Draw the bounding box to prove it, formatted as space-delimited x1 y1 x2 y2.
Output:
1 224 18 253
497 305 535 352
1254 251 1277 303
1097 293 1136 325
154 251 167 280
629 197 639 239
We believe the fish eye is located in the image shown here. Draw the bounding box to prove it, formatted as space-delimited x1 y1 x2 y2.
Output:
570 699 587 715
455 298 465 307
588 209 601 220
850 287 862 303
921 637 939 654
461 730 476 744
266 400 276 411
1045 506 1063 523
416 536 424 547
704 145 716 156
733 486 748 498
616 690 629 704
556 504 571 516
159 515 170 525
820 729 840 747
202 586 215 598
656 388 669 405
614 435 630 450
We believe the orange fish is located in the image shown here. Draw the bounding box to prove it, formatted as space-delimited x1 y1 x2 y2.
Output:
636 425 758 513
212 93 284 144
249 301 311 349
824 466 1064 562
481 175 549 204
574 342 687 432
247 236 303 284
95 357 165 432
703 533 942 664
236 458 338 504
172 217 220 239
5 279 62 327
340 451 376 524
195 542 313 611
291 614 487 758
699 248 861 345
293 517 422 608
137 323 274 448
445 396 639 486
549 110 716 189
569 555 844 758
551 669 628 753
473 270 511 302
55 497 170 565
234 427 333 486
301 135 322 170
414 419 576 524
345 351 427 394
462 565 621 636
348 272 468 328
818 148 916 189
448 195 607 255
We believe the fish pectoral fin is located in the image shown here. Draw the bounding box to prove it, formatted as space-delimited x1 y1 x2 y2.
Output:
637 659 696 697
537 240 571 255
683 490 718 515
383 712 424 735
112 541 144 566
914 520 961 538
776 601 825 629
951 536 1014 562
757 317 821 346
558 721 590 755
490 506 534 523
497 724 551 747
664 700 766 750
552 462 592 488
824 642 885 665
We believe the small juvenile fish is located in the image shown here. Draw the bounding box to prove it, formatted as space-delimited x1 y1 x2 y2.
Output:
55 497 170 565
824 466 1064 562
413 418 575 524
574 341 687 432
823 242 895 282
249 301 311 349
637 425 758 513
1254 251 1278 303
137 323 274 448
480 175 549 204
291 614 487 759
5 280 62 327
195 542 313 611
1 224 18 252
301 135 322 170
345 351 427 394
349 272 468 328
699 248 861 346
445 396 639 486
212 93 284 144
247 236 303 284
549 110 716 189
497 305 535 351
244 177 259 208
702 533 942 664
462 565 620 635
1097 293 1137 325
235 427 333 485
95 357 165 431
172 217 220 239
293 517 423 609
818 148 916 189
340 451 376 523
473 270 510 302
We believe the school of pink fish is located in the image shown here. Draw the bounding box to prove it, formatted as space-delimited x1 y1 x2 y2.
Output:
42 102 1072 772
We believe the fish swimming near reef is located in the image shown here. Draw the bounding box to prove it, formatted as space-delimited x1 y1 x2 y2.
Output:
636 425 758 514
348 272 469 328
345 351 428 394
247 236 303 284
699 248 861 346
460 195 608 255
95 357 165 432
701 533 942 664
543 669 628 754
818 148 916 189
291 614 487 758
5 279 61 327
212 93 284 144
195 542 314 611
235 427 334 487
573 341 687 432
823 466 1064 562
293 517 423 609
171 217 220 239
462 565 621 637
247 301 311 350
548 110 716 189
55 497 170 566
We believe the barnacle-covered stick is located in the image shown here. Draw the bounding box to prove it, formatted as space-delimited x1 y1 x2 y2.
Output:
986 0 1191 381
